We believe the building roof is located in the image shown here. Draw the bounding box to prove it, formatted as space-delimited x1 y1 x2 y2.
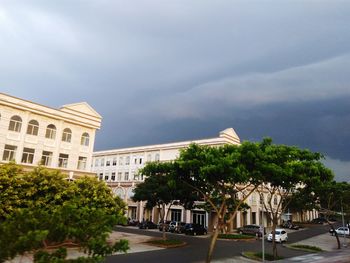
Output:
93 128 240 156
0 93 102 130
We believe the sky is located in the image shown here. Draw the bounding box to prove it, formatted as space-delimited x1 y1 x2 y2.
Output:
1 1 349 181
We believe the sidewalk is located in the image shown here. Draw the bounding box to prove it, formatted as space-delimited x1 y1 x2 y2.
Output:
289 232 350 252
6 231 163 263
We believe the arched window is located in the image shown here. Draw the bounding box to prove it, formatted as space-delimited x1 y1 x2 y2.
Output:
26 120 39 136
45 124 56 139
80 132 90 146
273 196 278 206
8 115 22 132
114 188 125 199
62 128 72 143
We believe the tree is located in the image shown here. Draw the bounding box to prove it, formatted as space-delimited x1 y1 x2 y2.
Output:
0 163 129 263
254 138 333 259
175 143 262 263
133 161 195 240
314 180 350 249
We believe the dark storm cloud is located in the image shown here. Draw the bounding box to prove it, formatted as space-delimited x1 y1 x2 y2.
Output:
1 1 350 180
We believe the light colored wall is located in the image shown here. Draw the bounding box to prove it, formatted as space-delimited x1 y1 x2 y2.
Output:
0 93 101 177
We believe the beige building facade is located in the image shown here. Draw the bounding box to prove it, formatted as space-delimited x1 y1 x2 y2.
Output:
92 128 268 229
0 93 101 178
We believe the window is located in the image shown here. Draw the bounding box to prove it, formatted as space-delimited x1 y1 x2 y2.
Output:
58 153 69 168
106 160 110 166
41 151 53 166
273 196 278 206
119 157 123 165
26 120 39 136
117 172 122 181
155 153 160 161
114 188 124 199
171 209 182 222
133 171 139 181
104 172 109 181
21 148 35 164
62 128 72 143
139 158 143 164
134 158 137 164
80 132 90 146
3 145 17 161
111 172 116 181
8 115 22 132
124 172 129 181
99 173 103 180
78 156 87 170
94 159 99 167
101 158 105 166
45 124 56 139
125 156 130 165
112 158 117 166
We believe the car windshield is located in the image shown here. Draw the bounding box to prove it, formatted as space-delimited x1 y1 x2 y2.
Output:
272 231 281 235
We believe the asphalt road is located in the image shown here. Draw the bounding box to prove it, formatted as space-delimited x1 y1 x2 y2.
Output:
105 224 332 263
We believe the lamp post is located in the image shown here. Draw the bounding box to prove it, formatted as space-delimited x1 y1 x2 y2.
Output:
260 192 265 262
341 198 347 248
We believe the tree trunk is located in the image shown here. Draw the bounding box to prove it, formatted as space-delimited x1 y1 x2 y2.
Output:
272 221 278 260
206 224 220 263
327 221 340 249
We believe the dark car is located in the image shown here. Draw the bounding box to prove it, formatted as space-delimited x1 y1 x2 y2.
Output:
238 225 265 237
169 221 187 233
158 220 172 231
139 221 158 229
311 217 327 224
184 223 207 235
127 219 139 226
282 221 300 230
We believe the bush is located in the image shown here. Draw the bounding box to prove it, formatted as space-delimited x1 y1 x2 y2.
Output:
290 244 323 252
243 251 284 261
218 234 254 239
0 164 129 263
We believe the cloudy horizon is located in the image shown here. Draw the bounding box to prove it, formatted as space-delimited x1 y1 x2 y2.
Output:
1 0 349 181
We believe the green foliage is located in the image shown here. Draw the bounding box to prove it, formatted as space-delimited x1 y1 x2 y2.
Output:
290 244 323 252
218 234 253 239
0 163 129 263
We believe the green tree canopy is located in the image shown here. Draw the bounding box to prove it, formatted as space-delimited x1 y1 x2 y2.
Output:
0 163 128 263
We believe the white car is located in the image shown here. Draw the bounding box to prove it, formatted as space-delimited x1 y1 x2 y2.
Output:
267 229 288 243
335 227 350 236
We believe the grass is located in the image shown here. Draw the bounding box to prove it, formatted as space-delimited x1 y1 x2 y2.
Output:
289 244 323 252
243 251 284 261
146 239 186 248
218 234 255 239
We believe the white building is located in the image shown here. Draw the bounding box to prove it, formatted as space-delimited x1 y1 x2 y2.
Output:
0 93 101 178
92 128 246 228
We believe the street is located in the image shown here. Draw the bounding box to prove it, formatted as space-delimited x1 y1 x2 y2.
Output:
106 224 334 263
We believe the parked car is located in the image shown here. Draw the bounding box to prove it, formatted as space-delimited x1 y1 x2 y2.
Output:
330 227 350 236
127 219 139 226
168 221 187 233
311 217 328 224
238 225 265 237
267 229 288 243
282 221 300 230
139 221 158 229
158 220 172 231
176 222 187 234
184 223 207 235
